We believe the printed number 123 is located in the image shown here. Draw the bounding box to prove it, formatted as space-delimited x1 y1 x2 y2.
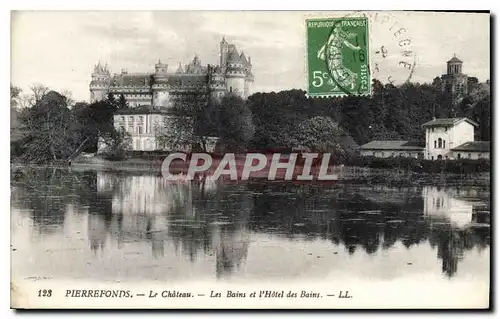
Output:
38 289 52 297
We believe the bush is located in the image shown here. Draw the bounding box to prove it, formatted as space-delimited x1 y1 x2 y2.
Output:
346 155 490 174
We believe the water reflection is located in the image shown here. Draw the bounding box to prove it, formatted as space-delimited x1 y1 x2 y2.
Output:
11 168 490 280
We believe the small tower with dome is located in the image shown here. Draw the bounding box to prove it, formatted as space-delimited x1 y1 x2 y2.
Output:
441 54 469 99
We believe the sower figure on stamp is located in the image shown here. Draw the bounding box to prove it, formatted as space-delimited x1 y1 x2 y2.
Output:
317 24 361 91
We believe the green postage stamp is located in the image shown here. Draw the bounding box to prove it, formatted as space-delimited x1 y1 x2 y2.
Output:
306 17 370 97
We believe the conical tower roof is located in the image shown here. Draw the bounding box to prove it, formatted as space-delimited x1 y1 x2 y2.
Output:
447 54 462 63
240 52 248 64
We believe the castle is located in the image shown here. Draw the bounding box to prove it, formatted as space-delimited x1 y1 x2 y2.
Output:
93 38 254 152
89 37 254 107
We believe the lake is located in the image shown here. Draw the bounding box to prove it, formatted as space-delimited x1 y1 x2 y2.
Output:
10 168 490 307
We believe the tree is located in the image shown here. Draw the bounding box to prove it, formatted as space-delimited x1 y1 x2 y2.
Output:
295 116 358 163
61 89 75 107
155 85 225 152
17 91 77 163
17 84 50 108
248 89 311 150
106 93 118 109
10 84 22 107
216 96 255 151
29 84 50 105
10 85 23 144
118 94 128 109
71 98 119 153
99 129 131 161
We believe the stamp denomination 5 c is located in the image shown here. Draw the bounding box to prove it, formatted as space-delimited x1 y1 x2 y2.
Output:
306 17 370 97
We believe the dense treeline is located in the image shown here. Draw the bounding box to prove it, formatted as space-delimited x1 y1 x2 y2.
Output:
247 78 490 150
10 78 490 165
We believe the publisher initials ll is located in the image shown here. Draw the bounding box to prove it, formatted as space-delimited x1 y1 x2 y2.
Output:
338 291 351 299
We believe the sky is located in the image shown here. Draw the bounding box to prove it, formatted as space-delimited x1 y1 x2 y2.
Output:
11 11 490 103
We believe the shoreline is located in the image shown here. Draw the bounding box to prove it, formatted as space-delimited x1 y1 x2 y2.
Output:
10 157 491 187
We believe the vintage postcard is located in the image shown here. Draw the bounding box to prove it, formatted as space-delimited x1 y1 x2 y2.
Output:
10 10 491 309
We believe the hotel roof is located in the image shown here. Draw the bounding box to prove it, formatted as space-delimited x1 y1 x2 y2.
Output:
421 117 478 128
451 141 491 152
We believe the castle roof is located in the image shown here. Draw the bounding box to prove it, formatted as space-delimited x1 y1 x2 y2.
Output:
451 141 490 152
227 49 242 63
421 117 478 128
447 55 463 63
167 74 208 88
240 52 248 64
111 73 152 87
93 61 110 75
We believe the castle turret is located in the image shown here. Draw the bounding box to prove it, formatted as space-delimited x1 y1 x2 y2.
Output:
89 61 111 102
220 37 229 73
241 53 254 98
225 45 246 98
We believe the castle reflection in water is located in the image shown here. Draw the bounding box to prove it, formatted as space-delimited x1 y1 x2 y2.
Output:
11 169 490 279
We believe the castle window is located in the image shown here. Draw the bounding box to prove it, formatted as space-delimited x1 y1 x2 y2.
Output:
443 140 446 148
431 127 434 132
230 86 233 92
438 138 442 148
434 140 437 148
445 127 448 132
468 153 471 159
457 153 461 159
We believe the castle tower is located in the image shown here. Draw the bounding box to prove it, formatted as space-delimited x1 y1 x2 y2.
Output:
441 54 468 99
208 64 226 101
219 37 229 73
89 61 111 102
152 59 169 108
224 45 246 98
